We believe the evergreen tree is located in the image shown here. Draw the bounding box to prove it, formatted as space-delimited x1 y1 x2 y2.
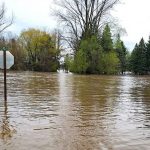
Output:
73 35 103 74
130 44 139 74
101 24 113 52
101 51 119 74
138 38 147 74
114 34 127 74
66 25 124 75
130 38 147 74
126 50 131 72
146 36 150 73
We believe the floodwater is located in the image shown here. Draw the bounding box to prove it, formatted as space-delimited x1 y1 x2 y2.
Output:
0 71 150 150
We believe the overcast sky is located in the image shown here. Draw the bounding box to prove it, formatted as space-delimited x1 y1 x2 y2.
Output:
1 0 150 50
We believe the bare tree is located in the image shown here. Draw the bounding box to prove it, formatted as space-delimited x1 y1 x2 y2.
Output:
0 3 13 34
55 0 119 52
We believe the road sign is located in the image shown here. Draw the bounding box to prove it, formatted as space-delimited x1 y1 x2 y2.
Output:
0 51 14 69
0 47 14 101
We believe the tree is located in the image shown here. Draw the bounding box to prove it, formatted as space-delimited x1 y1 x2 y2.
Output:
130 38 147 75
138 38 147 74
146 36 150 73
9 38 26 70
0 3 13 51
114 34 127 74
101 24 113 52
73 48 89 74
55 0 123 75
72 35 103 74
101 51 119 74
19 28 60 72
130 44 139 74
67 25 121 74
125 50 131 72
0 3 13 35
55 0 119 51
64 54 73 72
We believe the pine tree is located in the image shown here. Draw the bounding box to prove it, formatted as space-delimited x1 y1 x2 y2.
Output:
146 36 150 73
130 38 147 74
114 34 127 74
138 38 147 74
101 24 113 52
130 44 139 74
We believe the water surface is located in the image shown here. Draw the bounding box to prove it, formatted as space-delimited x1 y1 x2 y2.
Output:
0 71 150 150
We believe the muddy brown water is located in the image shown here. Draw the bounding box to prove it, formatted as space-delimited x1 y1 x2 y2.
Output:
0 71 150 150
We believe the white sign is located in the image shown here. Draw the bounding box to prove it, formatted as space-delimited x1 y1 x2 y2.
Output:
0 51 14 69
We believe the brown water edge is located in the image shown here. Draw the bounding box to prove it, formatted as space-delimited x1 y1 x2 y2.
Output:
0 71 150 150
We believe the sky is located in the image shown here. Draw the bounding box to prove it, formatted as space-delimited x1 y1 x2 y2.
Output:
1 0 150 51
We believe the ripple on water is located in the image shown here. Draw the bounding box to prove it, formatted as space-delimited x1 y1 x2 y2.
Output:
0 72 150 149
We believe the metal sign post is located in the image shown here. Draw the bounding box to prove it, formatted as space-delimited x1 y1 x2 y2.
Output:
0 47 14 101
3 47 7 101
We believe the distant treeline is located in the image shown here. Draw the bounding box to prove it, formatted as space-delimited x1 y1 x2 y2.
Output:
1 27 150 75
0 28 61 72
130 37 150 75
1 0 150 75
64 34 150 75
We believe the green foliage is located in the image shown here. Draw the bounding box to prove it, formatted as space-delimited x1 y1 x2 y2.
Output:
10 38 27 70
114 34 127 74
70 27 121 75
72 35 103 74
146 37 150 72
130 38 147 74
138 38 147 74
19 28 60 72
130 44 139 74
101 51 119 74
73 49 89 74
126 50 131 71
0 37 26 70
101 24 113 52
64 54 74 72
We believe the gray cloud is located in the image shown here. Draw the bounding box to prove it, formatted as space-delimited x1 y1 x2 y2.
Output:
1 0 150 50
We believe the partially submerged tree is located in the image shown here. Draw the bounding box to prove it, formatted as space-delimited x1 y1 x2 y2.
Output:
9 37 26 70
114 34 127 74
101 24 113 52
19 29 60 72
130 38 147 75
55 0 119 52
146 37 150 73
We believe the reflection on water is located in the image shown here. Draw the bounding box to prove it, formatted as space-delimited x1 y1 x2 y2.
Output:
0 71 150 149
0 100 16 140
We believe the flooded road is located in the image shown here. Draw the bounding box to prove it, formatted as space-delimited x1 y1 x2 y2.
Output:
0 71 150 150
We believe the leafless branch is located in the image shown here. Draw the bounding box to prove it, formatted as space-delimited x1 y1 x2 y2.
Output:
0 3 13 34
54 0 119 51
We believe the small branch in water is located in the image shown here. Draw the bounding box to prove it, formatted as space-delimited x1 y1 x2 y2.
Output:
33 127 51 130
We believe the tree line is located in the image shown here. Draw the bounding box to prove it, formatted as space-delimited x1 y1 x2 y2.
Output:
130 37 150 75
0 1 150 75
0 29 60 72
0 3 61 72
